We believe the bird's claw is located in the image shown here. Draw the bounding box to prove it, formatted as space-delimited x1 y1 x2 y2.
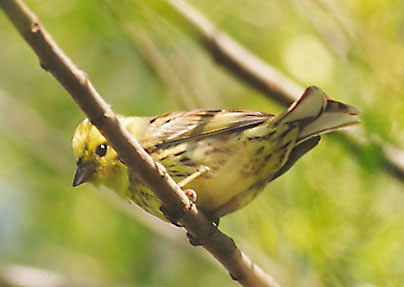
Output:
184 189 197 203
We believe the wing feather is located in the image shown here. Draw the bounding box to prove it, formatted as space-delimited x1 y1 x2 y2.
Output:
141 110 273 150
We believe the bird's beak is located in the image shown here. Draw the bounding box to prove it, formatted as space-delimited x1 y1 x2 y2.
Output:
73 162 95 187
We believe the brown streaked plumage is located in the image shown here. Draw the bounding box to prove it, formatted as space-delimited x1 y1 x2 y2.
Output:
72 86 360 222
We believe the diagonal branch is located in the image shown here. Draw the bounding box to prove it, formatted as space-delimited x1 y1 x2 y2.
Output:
161 0 404 180
0 0 280 286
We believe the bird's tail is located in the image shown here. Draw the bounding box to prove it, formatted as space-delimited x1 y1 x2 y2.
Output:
275 86 360 144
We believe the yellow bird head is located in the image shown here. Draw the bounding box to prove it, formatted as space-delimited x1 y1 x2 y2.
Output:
72 119 123 187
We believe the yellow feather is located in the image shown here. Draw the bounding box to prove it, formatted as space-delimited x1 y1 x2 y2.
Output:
72 86 359 221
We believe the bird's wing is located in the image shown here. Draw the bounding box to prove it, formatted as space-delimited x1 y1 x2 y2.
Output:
140 110 273 151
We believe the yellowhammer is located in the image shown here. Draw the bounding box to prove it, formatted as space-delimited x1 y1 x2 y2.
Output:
72 86 359 222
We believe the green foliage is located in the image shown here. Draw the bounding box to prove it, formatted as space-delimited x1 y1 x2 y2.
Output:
1 0 404 286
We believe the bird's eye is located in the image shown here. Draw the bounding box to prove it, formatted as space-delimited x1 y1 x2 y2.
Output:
95 143 108 157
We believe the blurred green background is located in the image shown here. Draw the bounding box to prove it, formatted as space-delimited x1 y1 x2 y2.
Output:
1 0 404 286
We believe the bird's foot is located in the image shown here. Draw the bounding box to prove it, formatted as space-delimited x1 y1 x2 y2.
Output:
177 166 209 189
183 188 197 203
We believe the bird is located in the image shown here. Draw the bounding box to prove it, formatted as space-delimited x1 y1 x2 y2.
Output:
72 86 359 223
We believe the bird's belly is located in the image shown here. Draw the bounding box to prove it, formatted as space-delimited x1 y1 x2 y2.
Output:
181 126 298 217
142 124 297 219
189 158 266 217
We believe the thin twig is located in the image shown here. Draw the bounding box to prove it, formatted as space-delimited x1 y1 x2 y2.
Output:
161 0 404 180
0 0 280 286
